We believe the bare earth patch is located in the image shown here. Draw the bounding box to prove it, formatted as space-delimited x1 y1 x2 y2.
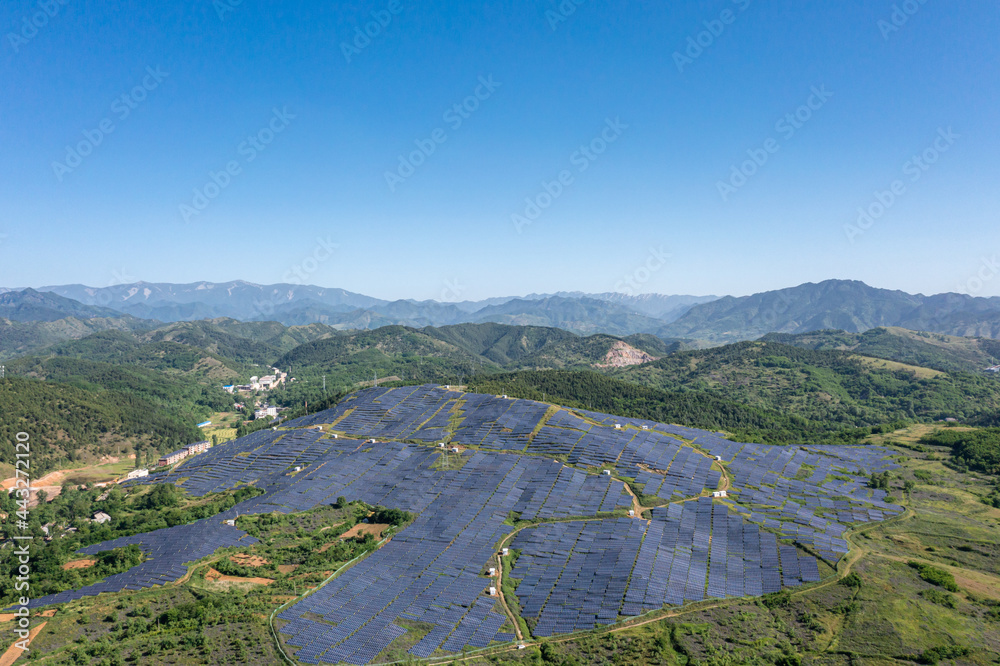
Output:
595 340 657 368
61 559 97 571
229 553 269 567
204 568 273 586
340 523 389 540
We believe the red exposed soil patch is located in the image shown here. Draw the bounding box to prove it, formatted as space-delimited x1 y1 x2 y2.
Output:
340 523 388 540
204 568 273 586
61 559 96 571
230 554 269 567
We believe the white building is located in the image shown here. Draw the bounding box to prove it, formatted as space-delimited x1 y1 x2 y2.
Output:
123 468 149 481
185 440 213 455
93 512 111 525
254 406 279 420
713 490 728 498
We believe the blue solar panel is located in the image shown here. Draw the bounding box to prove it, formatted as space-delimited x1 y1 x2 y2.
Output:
24 385 907 664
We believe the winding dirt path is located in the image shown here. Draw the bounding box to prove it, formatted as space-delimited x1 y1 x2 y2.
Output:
494 557 523 641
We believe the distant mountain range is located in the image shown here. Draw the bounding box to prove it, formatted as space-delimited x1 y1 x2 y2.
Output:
3 279 1000 345
0 288 139 323
17 281 715 335
660 280 1000 342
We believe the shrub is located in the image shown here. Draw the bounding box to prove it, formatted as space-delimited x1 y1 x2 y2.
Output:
908 561 960 592
760 590 792 609
915 646 970 664
840 573 863 589
920 589 958 609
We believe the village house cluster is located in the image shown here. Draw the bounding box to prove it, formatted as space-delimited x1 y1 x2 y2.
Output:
223 367 289 394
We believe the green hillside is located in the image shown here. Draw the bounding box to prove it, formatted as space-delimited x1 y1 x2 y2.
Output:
41 330 247 381
470 296 672 336
613 341 1000 429
269 325 682 408
762 327 1000 374
467 370 832 444
514 334 670 369
141 320 282 365
0 376 212 474
0 316 150 361
273 326 497 395
198 318 343 354
421 322 577 365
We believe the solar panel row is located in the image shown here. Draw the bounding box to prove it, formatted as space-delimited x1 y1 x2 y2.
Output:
28 385 906 665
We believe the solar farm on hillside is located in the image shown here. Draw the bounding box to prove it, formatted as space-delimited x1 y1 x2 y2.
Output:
29 385 902 664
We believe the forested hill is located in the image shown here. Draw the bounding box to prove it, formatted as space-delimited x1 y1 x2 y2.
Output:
761 327 1000 374
612 341 1000 429
0 376 211 475
467 371 847 445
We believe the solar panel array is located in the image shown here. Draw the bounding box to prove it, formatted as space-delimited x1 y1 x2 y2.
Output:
688 439 903 562
27 385 906 664
451 393 550 451
27 512 254 608
511 519 646 634
510 498 822 634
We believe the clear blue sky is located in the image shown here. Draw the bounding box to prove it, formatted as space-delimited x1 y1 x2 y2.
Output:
2 0 998 301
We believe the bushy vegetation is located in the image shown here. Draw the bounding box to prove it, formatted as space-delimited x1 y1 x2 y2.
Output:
908 561 960 592
868 471 893 490
0 376 220 474
468 370 912 446
764 327 1000 374
914 645 971 664
920 427 1000 475
920 588 958 608
369 506 411 526
840 573 863 589
617 342 1000 430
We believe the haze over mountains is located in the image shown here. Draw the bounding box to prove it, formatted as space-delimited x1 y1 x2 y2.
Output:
3 279 1000 344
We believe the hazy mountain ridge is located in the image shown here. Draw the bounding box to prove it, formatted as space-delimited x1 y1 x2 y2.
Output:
663 280 1000 342
0 288 144 323
27 281 717 334
6 280 1000 346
